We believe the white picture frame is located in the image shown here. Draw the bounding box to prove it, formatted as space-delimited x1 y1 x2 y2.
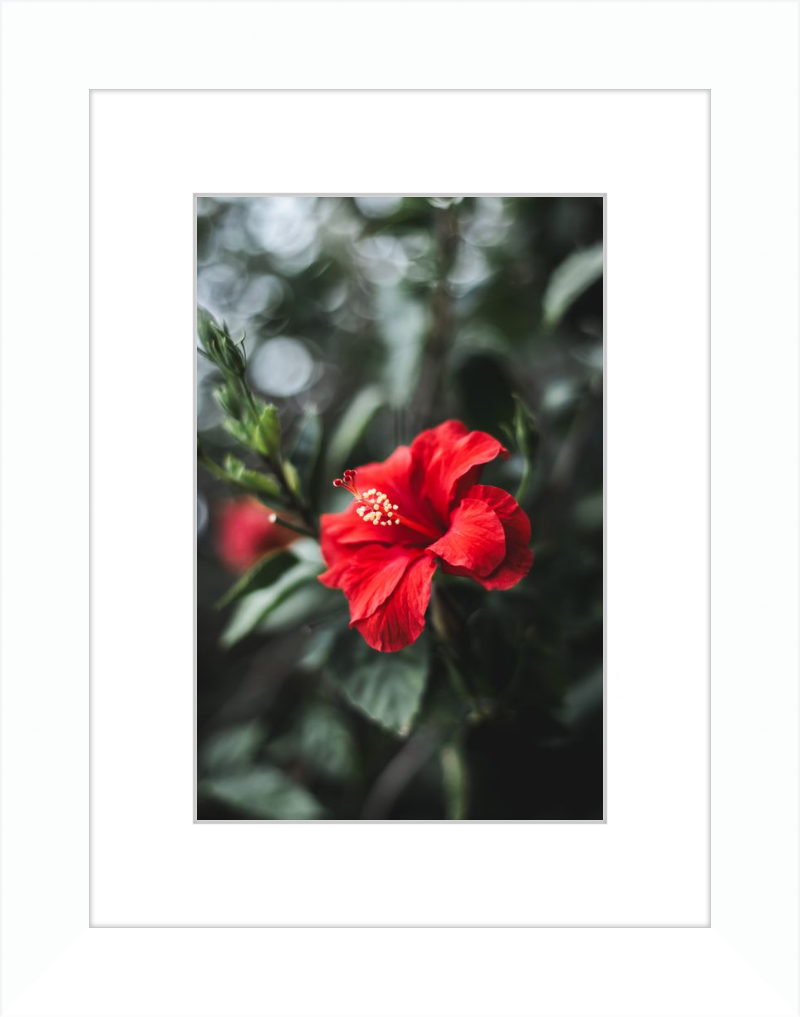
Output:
1 3 797 1016
91 91 707 929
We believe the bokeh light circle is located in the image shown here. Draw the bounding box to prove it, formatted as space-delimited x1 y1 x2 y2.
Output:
249 337 315 397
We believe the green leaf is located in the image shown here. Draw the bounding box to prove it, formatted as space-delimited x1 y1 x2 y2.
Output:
282 461 303 499
222 417 253 447
296 622 340 673
197 306 216 352
270 703 357 781
542 243 603 326
197 306 247 374
220 560 322 647
323 385 385 479
222 455 281 499
573 490 603 531
336 642 429 736
201 721 263 775
559 667 603 732
290 407 323 472
214 381 245 419
199 765 324 819
215 549 298 609
290 409 324 508
256 583 340 638
254 403 281 458
289 537 324 566
375 287 428 407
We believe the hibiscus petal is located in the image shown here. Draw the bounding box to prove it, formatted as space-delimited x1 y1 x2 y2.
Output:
319 542 423 623
353 444 413 498
320 445 434 567
410 420 508 519
427 498 506 577
409 420 468 476
353 552 437 653
462 485 533 590
319 508 384 566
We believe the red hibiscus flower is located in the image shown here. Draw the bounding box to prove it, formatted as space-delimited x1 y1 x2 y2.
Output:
319 420 533 652
215 498 297 573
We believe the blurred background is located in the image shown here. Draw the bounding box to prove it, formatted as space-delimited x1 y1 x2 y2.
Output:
197 196 603 820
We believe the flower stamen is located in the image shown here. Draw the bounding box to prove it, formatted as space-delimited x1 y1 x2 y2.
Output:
332 470 439 538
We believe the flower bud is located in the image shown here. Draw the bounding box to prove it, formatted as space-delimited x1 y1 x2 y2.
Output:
215 498 297 573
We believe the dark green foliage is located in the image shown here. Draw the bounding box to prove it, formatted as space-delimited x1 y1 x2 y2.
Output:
329 632 430 737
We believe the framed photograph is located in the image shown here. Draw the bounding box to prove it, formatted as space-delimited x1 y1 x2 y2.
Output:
195 193 605 824
1 2 797 1016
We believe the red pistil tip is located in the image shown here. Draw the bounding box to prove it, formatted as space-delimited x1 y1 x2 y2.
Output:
333 470 361 498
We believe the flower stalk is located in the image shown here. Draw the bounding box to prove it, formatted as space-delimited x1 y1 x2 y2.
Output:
440 740 469 821
241 387 318 536
197 308 318 538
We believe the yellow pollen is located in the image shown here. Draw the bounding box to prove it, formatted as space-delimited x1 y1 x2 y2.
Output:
349 488 404 531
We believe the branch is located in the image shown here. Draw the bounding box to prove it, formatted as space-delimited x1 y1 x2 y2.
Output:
360 729 442 820
413 206 460 429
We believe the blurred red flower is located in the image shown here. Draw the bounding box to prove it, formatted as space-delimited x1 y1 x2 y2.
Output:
319 420 533 652
215 498 297 573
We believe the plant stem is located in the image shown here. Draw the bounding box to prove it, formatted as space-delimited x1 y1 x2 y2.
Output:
274 457 319 537
516 456 533 504
414 205 459 429
197 450 233 486
268 513 315 538
242 388 318 536
440 741 469 820
197 451 315 538
360 729 442 820
430 584 485 711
